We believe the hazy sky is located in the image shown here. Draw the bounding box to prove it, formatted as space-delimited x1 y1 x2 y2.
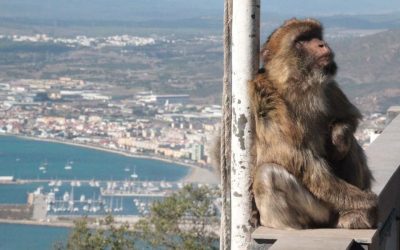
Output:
0 0 399 21
263 0 400 15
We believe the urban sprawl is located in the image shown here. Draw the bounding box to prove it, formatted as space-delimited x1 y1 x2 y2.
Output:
0 78 221 168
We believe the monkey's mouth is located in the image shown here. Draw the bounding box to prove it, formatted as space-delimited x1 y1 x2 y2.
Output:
317 55 333 67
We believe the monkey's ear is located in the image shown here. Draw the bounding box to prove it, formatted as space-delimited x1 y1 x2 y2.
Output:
283 18 299 26
261 47 270 63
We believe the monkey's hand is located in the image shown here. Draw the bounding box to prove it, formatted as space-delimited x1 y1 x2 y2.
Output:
330 122 354 161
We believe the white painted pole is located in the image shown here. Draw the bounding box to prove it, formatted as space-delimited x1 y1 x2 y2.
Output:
231 0 260 249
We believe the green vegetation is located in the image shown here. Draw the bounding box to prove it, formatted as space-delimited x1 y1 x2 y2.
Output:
135 185 219 249
55 185 219 250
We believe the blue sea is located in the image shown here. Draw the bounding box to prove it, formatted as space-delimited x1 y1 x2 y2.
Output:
0 135 189 249
0 136 188 181
0 224 69 250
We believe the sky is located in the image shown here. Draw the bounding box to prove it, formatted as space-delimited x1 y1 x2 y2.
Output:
0 0 399 21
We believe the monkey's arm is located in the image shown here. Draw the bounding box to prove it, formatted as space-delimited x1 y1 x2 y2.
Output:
327 82 362 160
301 153 377 211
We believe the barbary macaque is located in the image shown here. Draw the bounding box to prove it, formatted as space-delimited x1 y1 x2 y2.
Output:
249 18 377 229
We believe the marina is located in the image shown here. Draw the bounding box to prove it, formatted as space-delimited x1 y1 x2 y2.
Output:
0 176 201 222
25 178 188 219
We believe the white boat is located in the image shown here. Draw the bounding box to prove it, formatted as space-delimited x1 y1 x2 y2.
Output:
64 160 73 170
38 160 48 171
80 194 86 202
130 167 138 179
91 206 99 213
63 192 70 202
89 179 96 187
120 198 124 212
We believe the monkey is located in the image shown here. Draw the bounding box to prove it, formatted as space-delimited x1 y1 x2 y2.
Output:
250 18 377 229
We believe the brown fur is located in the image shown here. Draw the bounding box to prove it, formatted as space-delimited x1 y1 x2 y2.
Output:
251 18 377 229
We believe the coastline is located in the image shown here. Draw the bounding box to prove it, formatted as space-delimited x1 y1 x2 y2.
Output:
0 133 218 184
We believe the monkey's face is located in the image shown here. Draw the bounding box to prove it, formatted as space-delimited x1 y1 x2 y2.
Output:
295 37 336 75
261 19 338 81
296 37 337 76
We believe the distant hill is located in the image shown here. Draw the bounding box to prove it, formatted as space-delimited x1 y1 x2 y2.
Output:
0 4 399 112
333 29 400 84
330 29 400 113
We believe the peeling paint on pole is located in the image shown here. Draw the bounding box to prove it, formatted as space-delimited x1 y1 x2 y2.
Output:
231 0 260 249
237 114 248 150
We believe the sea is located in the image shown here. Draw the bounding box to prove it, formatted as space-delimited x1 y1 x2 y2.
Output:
0 135 190 250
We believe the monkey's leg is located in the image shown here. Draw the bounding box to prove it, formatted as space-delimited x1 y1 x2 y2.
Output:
253 163 334 229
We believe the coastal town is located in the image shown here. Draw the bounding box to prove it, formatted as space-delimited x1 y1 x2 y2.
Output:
0 77 221 169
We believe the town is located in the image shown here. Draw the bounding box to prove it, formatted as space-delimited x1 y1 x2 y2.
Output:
0 77 221 168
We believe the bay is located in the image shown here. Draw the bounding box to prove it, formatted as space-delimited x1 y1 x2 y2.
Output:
0 135 190 249
0 135 189 181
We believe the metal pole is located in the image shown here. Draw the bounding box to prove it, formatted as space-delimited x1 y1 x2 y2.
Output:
231 0 260 249
220 0 232 248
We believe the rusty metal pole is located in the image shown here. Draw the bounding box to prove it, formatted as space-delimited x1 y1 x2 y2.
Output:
230 0 260 249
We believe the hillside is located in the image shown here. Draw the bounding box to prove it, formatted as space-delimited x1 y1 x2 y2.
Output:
0 10 399 113
331 29 400 112
332 29 400 84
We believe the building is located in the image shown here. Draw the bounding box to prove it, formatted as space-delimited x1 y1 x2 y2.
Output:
190 143 205 162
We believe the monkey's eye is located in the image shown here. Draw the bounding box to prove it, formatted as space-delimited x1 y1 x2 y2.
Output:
259 111 267 118
295 31 322 43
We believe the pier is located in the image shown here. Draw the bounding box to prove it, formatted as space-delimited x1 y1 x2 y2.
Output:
8 179 190 186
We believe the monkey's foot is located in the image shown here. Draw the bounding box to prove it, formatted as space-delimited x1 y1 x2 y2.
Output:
336 209 376 229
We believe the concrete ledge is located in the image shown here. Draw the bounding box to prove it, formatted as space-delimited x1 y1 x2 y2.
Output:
252 114 400 250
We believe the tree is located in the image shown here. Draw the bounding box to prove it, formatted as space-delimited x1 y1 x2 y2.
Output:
134 185 219 250
55 185 219 250
54 215 134 250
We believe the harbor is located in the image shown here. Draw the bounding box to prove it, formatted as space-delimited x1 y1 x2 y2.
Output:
0 177 214 222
